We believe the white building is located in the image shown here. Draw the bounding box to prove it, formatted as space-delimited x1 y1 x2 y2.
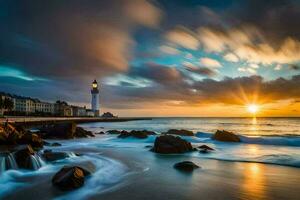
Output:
91 80 100 116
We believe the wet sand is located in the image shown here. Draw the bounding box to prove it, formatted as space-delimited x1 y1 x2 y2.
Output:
4 144 300 200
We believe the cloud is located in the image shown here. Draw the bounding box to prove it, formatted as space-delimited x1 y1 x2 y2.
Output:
223 53 239 62
185 65 217 77
199 57 221 68
0 0 162 80
159 45 180 55
165 26 200 50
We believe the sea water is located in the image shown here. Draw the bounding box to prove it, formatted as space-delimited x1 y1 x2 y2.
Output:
79 117 300 167
1 117 300 199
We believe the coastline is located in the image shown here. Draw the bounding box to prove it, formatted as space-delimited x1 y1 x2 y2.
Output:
0 116 152 127
3 143 300 200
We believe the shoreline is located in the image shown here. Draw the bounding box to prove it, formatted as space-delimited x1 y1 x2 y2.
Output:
0 116 152 127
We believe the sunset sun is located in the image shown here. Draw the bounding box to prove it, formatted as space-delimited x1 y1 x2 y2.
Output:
247 104 259 114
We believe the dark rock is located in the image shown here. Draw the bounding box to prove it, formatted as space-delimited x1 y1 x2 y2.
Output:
198 145 214 151
174 161 200 172
75 127 95 138
118 130 155 139
162 129 194 136
0 123 22 145
40 123 77 139
14 145 35 169
151 135 193 154
43 149 52 154
43 152 70 162
18 133 44 149
212 130 241 142
96 131 105 135
145 145 152 148
52 166 91 191
43 141 51 146
106 130 127 135
51 142 62 147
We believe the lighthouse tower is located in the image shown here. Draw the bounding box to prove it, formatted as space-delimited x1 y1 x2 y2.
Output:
91 80 100 116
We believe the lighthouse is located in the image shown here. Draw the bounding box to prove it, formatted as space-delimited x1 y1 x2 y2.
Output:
91 80 100 116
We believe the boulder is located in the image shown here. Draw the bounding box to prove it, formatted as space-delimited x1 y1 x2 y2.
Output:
52 166 91 191
151 135 194 154
18 133 44 149
96 131 105 135
51 142 62 147
106 130 127 135
118 130 156 139
162 129 194 136
40 122 77 139
174 161 200 172
75 127 95 138
198 145 214 151
0 123 22 145
14 145 36 169
43 151 70 162
212 130 240 142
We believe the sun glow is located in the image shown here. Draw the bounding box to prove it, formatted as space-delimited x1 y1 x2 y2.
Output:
247 104 259 114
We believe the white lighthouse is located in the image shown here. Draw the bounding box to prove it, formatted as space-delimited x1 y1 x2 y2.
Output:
91 80 100 117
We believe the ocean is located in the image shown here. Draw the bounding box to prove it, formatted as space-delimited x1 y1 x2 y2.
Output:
80 117 300 167
1 117 300 199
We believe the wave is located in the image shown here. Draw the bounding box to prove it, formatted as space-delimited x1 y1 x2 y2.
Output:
194 132 300 147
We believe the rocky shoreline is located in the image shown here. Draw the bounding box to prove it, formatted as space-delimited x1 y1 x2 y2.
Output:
0 122 241 192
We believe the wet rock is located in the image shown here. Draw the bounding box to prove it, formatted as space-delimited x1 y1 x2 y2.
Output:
0 123 22 145
18 133 44 149
151 135 194 154
43 151 70 162
52 166 91 191
174 161 200 172
118 130 156 139
212 130 241 142
51 142 62 147
106 130 127 135
96 131 105 135
43 149 52 153
43 141 51 146
145 145 152 148
162 129 194 136
198 145 214 151
14 145 35 169
75 127 95 138
40 123 77 139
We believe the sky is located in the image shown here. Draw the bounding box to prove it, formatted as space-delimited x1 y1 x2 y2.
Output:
0 0 300 117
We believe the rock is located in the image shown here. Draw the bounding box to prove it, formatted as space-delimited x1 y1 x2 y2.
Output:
43 149 52 153
51 142 62 147
198 145 214 151
43 141 51 146
106 130 127 135
0 123 22 145
162 129 194 136
145 145 152 148
96 131 105 135
18 133 44 149
43 152 70 162
118 130 155 139
14 145 35 169
174 161 200 172
151 135 194 154
52 166 91 191
75 127 95 138
40 123 77 139
212 130 241 142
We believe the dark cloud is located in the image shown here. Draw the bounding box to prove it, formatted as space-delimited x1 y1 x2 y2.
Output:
0 0 162 80
185 66 217 77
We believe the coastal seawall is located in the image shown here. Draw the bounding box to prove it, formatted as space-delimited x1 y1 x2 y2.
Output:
0 117 151 127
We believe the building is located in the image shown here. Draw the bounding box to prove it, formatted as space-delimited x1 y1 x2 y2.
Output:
34 100 55 114
13 98 35 113
0 93 14 115
91 80 100 116
72 106 87 117
86 109 95 117
54 101 73 117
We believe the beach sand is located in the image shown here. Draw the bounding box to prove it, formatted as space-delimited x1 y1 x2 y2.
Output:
4 146 300 200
